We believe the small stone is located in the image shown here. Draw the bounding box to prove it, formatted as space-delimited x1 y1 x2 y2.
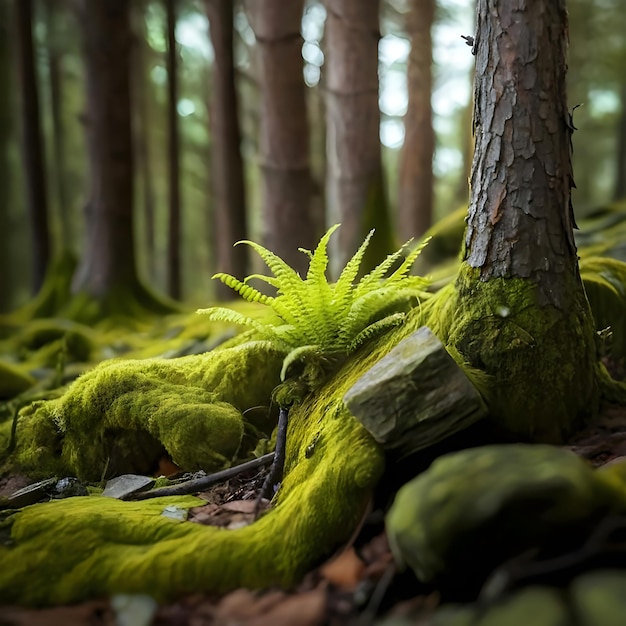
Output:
102 474 155 499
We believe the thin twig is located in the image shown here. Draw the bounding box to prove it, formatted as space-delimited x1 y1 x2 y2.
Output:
121 453 275 501
255 406 289 516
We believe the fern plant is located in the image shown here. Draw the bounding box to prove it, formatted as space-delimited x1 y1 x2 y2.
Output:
198 224 430 387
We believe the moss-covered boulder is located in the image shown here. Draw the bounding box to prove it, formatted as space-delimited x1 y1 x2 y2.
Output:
386 444 626 586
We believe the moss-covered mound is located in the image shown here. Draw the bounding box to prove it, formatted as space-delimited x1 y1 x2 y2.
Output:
9 341 285 479
386 444 626 586
0 336 386 605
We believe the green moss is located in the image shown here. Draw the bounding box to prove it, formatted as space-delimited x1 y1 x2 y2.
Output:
580 256 626 361
426 263 599 442
386 444 626 585
11 342 286 480
0 338 385 606
0 361 36 400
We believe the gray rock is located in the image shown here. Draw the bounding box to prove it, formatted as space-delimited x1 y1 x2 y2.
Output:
344 326 487 458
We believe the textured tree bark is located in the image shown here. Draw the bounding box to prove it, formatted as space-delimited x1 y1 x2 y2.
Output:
447 0 598 442
247 0 315 277
14 0 51 294
165 0 182 299
465 0 579 308
205 0 249 300
72 0 138 297
398 0 435 241
324 0 393 278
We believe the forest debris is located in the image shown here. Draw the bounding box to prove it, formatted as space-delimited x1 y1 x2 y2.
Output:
102 474 154 499
344 326 487 458
110 594 157 626
320 547 366 590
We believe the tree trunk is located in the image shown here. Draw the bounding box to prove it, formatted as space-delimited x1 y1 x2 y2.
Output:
14 0 51 294
323 0 393 278
614 81 626 201
165 0 182 299
72 0 137 297
44 0 71 249
131 3 157 282
445 0 598 442
247 0 315 277
397 0 435 241
0 1 13 311
205 0 248 300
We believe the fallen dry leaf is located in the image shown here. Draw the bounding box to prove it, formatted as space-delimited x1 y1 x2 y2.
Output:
320 548 365 590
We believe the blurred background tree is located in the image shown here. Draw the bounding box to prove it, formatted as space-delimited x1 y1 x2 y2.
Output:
0 0 624 313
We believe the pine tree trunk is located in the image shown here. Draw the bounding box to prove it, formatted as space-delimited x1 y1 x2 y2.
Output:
131 5 157 282
398 0 435 241
72 0 138 297
205 0 248 300
165 0 182 299
0 1 13 311
323 0 393 278
44 0 71 248
614 81 626 201
446 0 598 442
15 0 51 294
247 0 315 277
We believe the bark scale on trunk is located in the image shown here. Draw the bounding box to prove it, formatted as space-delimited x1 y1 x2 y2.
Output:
205 0 249 300
15 0 51 294
398 0 435 241
247 0 315 277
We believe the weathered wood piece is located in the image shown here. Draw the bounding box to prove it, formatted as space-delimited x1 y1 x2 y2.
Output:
343 326 487 458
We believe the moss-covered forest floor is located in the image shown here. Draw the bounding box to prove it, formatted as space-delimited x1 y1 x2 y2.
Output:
1 371 626 625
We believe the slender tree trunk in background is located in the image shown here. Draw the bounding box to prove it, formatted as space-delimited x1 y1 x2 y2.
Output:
454 95 474 206
44 0 71 249
324 0 393 278
247 0 315 277
0 2 13 311
131 7 157 282
614 81 626 201
165 0 182 299
15 0 51 294
72 0 138 297
449 0 597 442
205 0 248 300
398 0 435 240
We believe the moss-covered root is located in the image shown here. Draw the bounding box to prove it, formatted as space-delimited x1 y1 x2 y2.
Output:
0 361 36 400
10 342 286 479
429 263 599 443
0 376 384 606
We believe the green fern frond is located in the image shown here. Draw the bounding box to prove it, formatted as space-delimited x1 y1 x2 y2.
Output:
355 240 413 297
334 228 375 306
386 236 432 284
280 344 322 381
197 306 275 340
236 239 310 324
306 224 339 282
212 273 271 305
348 312 406 353
203 224 431 394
